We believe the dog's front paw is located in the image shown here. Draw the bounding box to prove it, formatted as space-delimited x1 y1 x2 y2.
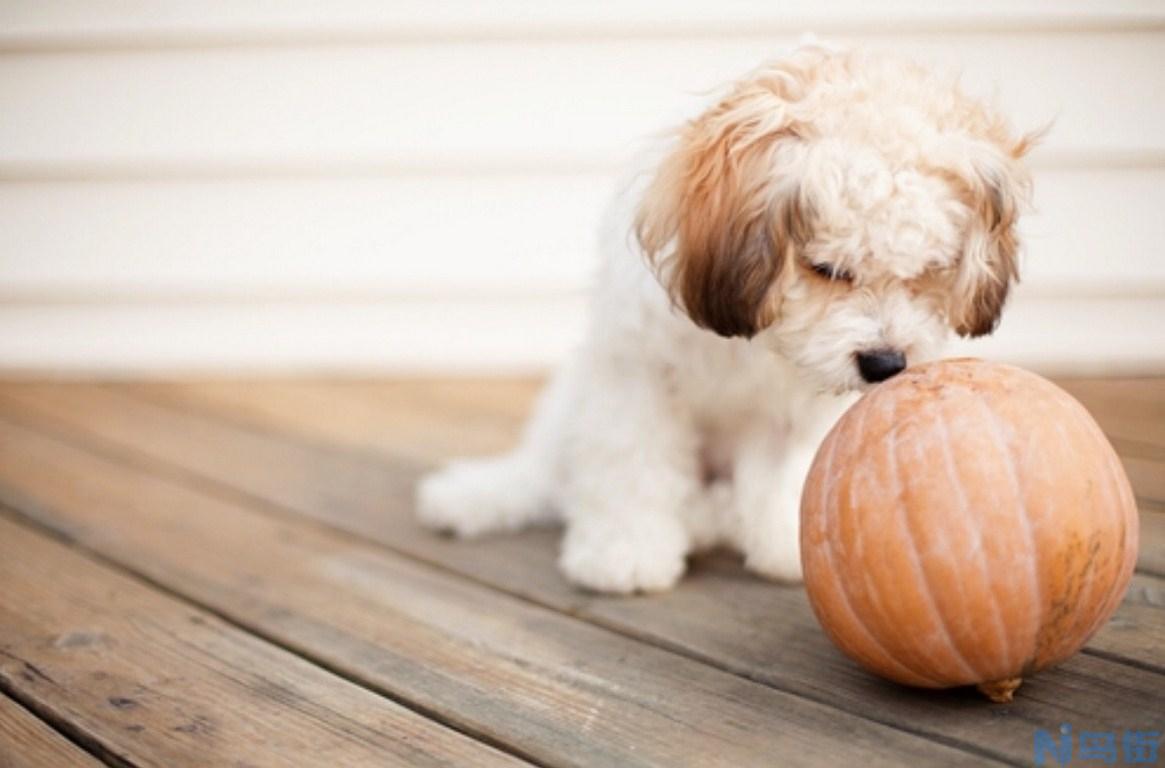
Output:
744 541 803 583
558 516 688 594
741 492 804 583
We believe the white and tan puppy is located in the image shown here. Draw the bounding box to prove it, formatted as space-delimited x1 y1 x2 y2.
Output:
417 46 1037 594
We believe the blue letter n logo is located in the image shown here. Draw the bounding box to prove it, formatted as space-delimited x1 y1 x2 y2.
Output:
1034 724 1073 767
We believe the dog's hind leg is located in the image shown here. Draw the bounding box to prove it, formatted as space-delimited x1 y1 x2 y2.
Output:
414 363 574 538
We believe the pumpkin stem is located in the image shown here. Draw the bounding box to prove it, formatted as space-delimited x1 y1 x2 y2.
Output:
977 677 1023 703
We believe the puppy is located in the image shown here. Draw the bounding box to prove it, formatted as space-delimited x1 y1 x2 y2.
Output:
417 46 1037 594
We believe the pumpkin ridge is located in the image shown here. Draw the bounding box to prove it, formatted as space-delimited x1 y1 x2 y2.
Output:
845 394 947 682
1059 414 1109 654
886 406 980 683
801 360 1137 698
1074 419 1136 646
812 398 943 686
933 399 1012 671
972 388 1045 670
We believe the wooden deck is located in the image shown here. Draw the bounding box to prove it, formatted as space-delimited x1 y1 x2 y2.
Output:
0 377 1161 767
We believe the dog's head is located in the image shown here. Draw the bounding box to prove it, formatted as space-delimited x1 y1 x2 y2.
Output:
636 47 1040 392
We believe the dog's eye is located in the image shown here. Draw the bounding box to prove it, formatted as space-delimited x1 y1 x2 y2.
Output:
810 262 854 283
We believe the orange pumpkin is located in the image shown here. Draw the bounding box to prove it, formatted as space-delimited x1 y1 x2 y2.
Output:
800 359 1138 702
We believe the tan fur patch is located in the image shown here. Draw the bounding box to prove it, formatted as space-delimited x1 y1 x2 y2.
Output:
635 53 824 338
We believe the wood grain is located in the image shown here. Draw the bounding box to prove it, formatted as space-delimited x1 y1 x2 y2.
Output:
1058 376 1165 407
0 516 525 768
125 379 537 464
0 416 987 768
1124 455 1165 506
1138 507 1165 577
124 377 1165 560
0 383 1163 764
168 375 1165 504
12 379 1164 578
1058 376 1165 452
0 694 103 768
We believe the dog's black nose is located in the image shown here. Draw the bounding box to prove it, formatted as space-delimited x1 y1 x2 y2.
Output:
856 349 906 383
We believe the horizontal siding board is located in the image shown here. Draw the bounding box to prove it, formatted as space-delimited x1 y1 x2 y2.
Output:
1 33 1163 173
947 294 1165 372
2 0 1163 47
1 5 1159 374
1021 167 1165 286
0 174 611 294
1 293 1161 375
0 298 590 373
1 168 1162 294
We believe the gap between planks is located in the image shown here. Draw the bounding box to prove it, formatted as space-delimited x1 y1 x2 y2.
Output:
0 690 108 768
0 382 1160 764
0 513 531 768
118 376 1165 496
108 378 1165 661
118 379 1165 574
2 382 1165 671
0 505 557 768
0 417 1000 768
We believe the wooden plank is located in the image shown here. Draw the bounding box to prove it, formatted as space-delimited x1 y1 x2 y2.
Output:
134 374 1165 466
1139 507 1165 577
141 375 1165 544
0 517 525 768
0 694 104 768
122 379 536 464
1058 376 1165 453
159 376 1165 424
1103 574 1165 670
135 375 1165 514
1058 377 1165 408
0 418 991 768
120 379 1165 575
1124 455 1165 505
106 378 1165 654
1 386 1163 762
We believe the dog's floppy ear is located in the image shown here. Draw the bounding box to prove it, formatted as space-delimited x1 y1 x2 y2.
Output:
635 60 816 339
949 134 1039 337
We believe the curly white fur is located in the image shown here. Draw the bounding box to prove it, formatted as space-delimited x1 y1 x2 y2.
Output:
417 46 1035 594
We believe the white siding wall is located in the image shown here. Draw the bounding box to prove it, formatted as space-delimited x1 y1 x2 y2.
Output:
1 1 1163 375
